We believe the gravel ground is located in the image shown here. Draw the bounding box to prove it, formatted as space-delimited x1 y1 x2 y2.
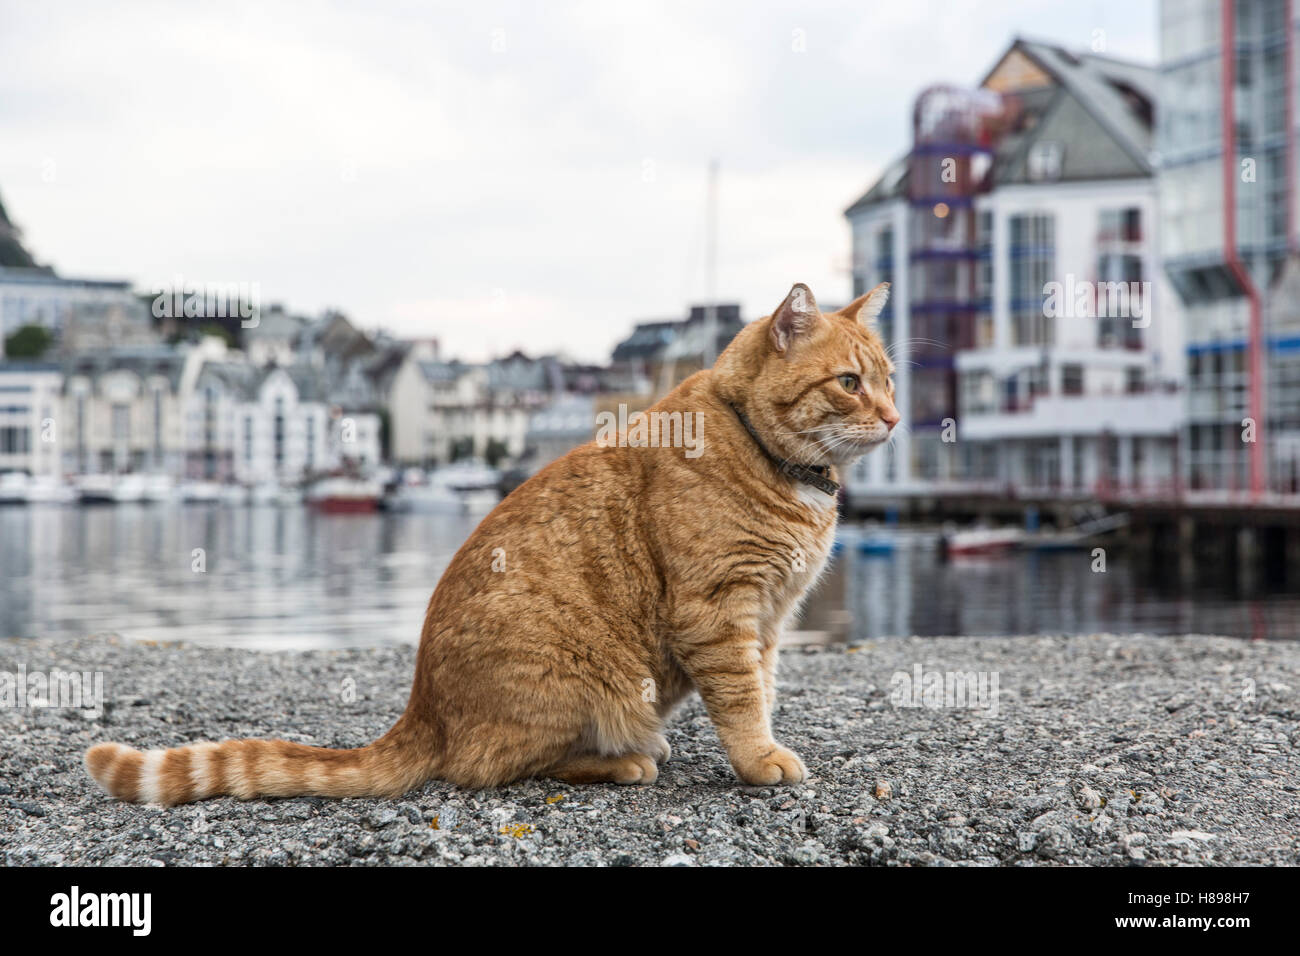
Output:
2 633 1297 866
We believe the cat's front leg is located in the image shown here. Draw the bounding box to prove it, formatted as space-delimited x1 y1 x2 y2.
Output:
678 618 806 786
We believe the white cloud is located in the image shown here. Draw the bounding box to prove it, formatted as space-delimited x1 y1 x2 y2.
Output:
0 0 1156 362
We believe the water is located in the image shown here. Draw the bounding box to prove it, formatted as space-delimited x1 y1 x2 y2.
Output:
1 507 1295 647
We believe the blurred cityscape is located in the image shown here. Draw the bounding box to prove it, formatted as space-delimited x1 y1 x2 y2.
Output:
0 9 1298 563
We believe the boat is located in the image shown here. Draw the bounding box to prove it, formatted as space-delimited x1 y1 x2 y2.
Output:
307 476 382 513
941 526 1024 557
179 480 223 504
386 463 502 515
249 483 279 506
23 476 75 504
141 474 176 504
1021 513 1131 552
384 481 468 514
0 472 29 504
857 532 897 556
431 462 501 515
75 473 146 504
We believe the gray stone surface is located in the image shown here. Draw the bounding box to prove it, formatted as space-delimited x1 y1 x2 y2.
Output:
2 633 1297 866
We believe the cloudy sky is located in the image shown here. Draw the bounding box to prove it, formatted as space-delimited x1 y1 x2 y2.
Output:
0 0 1156 362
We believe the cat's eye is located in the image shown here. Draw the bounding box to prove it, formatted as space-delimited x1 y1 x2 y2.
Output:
838 374 860 393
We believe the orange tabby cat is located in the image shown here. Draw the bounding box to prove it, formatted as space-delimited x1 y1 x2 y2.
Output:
85 281 897 802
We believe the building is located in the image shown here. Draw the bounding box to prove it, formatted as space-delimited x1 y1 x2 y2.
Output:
845 37 1184 499
0 361 62 477
0 266 152 357
1159 0 1298 495
387 348 561 467
61 345 195 476
611 303 742 396
187 348 381 484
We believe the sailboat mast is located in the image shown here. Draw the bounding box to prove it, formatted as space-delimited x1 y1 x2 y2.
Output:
703 158 719 368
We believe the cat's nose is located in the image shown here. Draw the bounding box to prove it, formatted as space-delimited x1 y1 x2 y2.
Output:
880 406 900 430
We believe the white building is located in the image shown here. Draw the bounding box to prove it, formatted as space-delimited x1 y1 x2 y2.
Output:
844 38 1184 500
0 361 62 477
388 349 555 467
0 267 151 355
187 352 381 484
61 344 197 476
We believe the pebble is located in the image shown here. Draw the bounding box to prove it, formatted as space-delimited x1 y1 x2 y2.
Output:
1 633 1296 866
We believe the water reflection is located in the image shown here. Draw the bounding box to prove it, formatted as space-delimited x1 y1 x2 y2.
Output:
0 508 1294 647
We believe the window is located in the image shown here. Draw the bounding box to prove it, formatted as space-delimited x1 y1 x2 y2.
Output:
273 397 285 468
1010 213 1056 345
1062 364 1084 395
152 387 163 459
1027 141 1063 181
111 404 130 442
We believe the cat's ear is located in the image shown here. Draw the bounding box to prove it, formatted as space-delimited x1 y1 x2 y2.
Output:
842 282 890 328
769 282 822 353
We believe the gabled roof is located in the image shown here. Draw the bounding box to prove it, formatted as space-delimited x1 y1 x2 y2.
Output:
994 37 1154 179
845 36 1156 216
418 359 468 385
63 344 189 391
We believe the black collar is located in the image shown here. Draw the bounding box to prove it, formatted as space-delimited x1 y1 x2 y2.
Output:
730 404 840 498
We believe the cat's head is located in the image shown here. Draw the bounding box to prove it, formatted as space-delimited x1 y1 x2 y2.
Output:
715 281 899 467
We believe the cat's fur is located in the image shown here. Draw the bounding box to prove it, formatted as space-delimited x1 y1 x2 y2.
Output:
85 281 897 802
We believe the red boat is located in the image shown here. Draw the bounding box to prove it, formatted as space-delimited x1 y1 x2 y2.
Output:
306 477 382 513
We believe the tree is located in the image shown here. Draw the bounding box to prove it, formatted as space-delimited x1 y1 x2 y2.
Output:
3 324 52 359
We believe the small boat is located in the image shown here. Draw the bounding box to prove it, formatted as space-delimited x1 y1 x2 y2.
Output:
942 527 1023 557
76 473 145 504
857 532 897 556
179 481 223 504
384 482 467 514
141 474 176 504
249 483 279 506
24 476 75 504
1021 513 1131 552
0 471 29 504
307 477 382 513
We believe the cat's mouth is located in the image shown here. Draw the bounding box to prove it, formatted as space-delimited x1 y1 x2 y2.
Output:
817 427 892 463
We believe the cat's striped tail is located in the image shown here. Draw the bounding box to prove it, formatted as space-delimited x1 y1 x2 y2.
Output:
83 725 432 805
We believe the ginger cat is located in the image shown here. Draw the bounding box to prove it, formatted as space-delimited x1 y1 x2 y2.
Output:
85 281 897 802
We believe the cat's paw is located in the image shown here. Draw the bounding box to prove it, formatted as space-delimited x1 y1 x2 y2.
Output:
648 733 672 765
732 744 807 786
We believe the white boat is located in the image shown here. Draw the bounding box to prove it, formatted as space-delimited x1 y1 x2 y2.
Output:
249 482 279 506
76 473 145 504
384 481 467 514
0 472 29 504
942 526 1024 557
24 476 75 504
179 480 223 504
141 474 176 503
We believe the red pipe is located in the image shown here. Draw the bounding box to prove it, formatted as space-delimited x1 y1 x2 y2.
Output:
1221 0 1266 497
